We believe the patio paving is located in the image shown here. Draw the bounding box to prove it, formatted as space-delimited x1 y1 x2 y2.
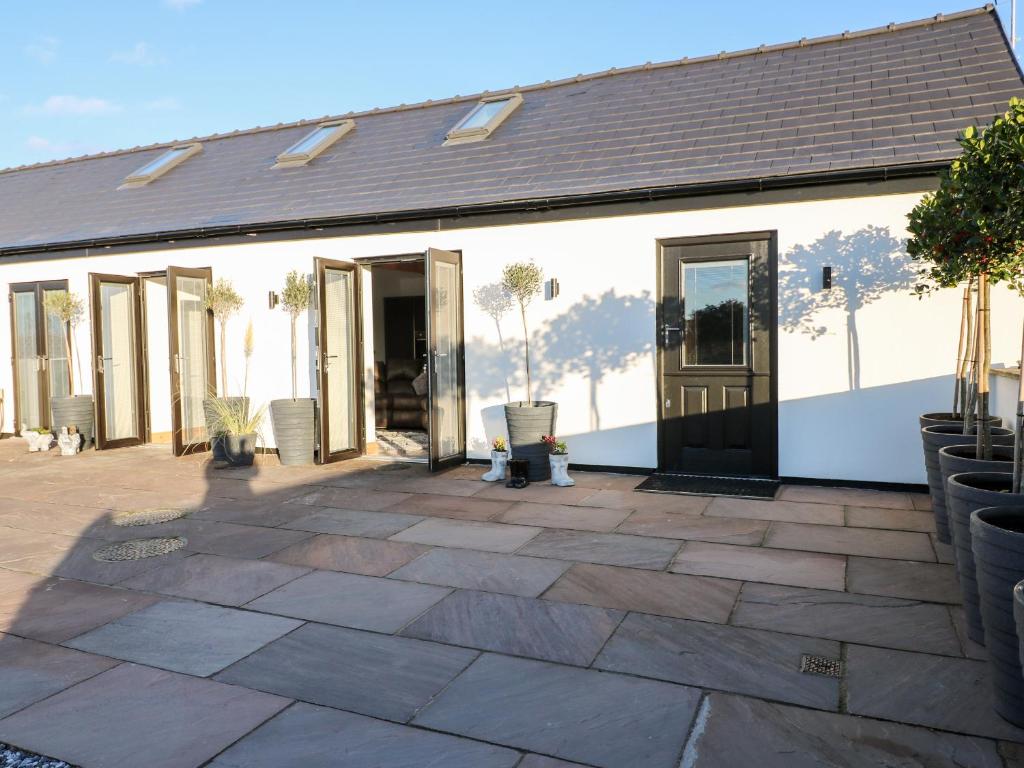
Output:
0 439 1021 767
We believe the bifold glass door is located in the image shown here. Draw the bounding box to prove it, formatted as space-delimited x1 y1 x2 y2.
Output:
89 274 145 449
9 281 70 431
425 248 466 471
167 266 215 455
316 258 362 463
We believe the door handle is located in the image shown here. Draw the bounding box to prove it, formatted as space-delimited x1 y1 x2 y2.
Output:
662 326 681 346
96 355 105 375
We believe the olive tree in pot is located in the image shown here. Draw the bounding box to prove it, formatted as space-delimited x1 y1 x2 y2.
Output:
203 278 248 461
501 261 556 482
42 290 93 449
270 271 316 465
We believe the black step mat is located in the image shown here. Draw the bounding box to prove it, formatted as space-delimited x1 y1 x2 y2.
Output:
636 473 780 499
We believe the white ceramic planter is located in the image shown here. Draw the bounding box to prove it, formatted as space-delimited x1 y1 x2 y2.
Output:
549 454 575 486
481 451 508 482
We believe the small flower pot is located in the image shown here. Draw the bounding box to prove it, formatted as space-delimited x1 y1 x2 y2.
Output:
204 397 250 462
481 450 508 482
971 507 1024 726
504 401 557 481
549 454 575 486
223 433 257 467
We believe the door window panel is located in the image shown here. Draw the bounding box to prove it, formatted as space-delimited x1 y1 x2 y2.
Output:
432 260 460 459
100 282 139 440
175 276 209 445
324 267 358 454
42 289 71 404
13 291 42 428
682 259 749 366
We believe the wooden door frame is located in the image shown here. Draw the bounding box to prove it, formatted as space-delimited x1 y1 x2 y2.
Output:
315 257 365 464
8 279 69 431
166 266 216 456
88 273 147 450
655 231 779 477
425 248 466 472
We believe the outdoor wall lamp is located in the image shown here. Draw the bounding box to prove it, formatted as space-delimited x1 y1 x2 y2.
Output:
545 277 560 300
268 291 280 309
822 266 833 291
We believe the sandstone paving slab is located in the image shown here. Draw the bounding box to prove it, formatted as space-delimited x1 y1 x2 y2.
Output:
595 613 839 710
402 589 622 665
845 506 936 533
543 562 738 623
518 530 680 570
0 663 289 768
0 633 118 719
281 507 425 538
474 483 599 505
679 692 1005 767
846 556 961 604
670 541 846 591
0 527 78 575
951 606 987 660
293 486 413 511
388 493 514 521
0 572 158 643
496 502 631 532
578 489 710 515
764 522 936 561
267 534 428 576
65 599 302 676
119 553 310 606
705 496 843 525
49 537 193 586
216 623 477 722
208 702 520 768
390 518 541 553
387 476 491 497
732 583 961 655
778 485 915 510
565 472 645 492
246 570 450 632
933 536 955 564
845 644 1024 742
188 498 316 528
617 510 768 545
151 518 314 559
0 501 125 539
911 493 932 511
414 653 701 768
519 756 593 768
389 548 570 597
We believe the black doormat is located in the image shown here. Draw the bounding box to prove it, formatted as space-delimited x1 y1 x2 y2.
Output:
636 473 780 499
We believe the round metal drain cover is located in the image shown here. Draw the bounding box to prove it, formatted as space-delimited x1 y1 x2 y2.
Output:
93 537 187 562
112 508 187 527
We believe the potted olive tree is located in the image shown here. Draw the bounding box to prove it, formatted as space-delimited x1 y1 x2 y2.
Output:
270 271 315 465
501 261 556 481
203 278 248 461
43 290 93 449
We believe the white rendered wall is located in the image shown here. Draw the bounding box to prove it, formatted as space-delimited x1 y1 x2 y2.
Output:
3 189 1022 483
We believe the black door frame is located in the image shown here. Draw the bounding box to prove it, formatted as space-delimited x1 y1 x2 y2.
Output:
8 279 70 431
655 231 779 477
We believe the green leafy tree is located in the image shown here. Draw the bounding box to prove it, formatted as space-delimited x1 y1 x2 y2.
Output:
501 261 543 404
280 271 312 400
205 278 244 396
41 290 84 396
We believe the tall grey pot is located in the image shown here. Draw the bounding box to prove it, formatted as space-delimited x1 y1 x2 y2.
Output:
919 413 1001 430
271 398 316 466
921 425 1012 543
971 507 1024 726
947 472 1024 645
50 395 94 449
504 401 557 482
203 397 249 462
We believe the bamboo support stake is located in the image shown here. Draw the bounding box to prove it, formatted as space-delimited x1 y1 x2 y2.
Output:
976 274 992 461
954 281 973 416
964 281 979 434
1014 320 1024 494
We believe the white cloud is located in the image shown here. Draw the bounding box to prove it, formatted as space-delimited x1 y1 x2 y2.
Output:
25 95 122 116
25 136 100 159
163 0 201 9
143 97 181 111
111 42 159 66
25 36 59 63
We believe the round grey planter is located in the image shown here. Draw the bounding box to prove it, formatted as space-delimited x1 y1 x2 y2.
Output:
972 507 1024 726
947 472 1024 645
271 398 315 466
50 395 94 449
919 412 1002 430
223 433 257 467
921 425 1012 544
203 397 249 462
504 401 557 482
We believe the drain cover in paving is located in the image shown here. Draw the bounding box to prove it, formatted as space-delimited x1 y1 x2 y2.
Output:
112 508 188 527
636 473 780 499
93 537 187 562
800 653 843 678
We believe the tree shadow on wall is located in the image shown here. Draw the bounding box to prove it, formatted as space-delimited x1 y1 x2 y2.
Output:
471 282 515 403
778 226 915 391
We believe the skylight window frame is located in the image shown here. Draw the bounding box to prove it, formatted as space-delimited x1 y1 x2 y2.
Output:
119 143 202 189
444 93 523 146
274 119 355 168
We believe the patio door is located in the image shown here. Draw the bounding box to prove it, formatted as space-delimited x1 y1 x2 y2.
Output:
8 281 71 431
167 266 215 456
316 258 363 463
89 274 146 449
425 248 465 471
658 233 777 477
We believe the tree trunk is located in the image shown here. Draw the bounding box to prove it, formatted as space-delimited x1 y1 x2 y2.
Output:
290 313 298 401
976 275 992 461
218 319 228 397
964 280 978 434
1014 318 1024 494
520 304 532 405
64 325 75 397
954 281 972 416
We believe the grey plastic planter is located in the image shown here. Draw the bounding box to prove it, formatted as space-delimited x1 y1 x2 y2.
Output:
972 507 1024 726
947 472 1024 644
504 401 557 482
50 395 94 449
919 412 1002 430
223 434 257 467
203 397 249 462
921 425 1012 543
271 398 315 466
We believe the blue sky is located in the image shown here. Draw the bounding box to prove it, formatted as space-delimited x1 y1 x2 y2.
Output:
4 0 1017 170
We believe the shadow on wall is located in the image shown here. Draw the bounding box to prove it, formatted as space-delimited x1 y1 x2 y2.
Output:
779 226 915 391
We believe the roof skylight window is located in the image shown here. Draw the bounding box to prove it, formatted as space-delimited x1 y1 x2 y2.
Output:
274 119 355 168
119 143 202 189
445 93 522 145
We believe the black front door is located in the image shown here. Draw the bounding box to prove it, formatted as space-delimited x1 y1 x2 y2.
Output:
658 233 777 477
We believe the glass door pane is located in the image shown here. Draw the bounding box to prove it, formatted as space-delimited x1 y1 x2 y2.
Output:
320 263 359 458
426 248 465 471
12 290 42 429
175 275 210 447
99 281 140 441
42 288 71 405
681 259 749 366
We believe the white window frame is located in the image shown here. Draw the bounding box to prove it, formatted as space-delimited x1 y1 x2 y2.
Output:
118 143 202 189
444 93 523 146
274 119 355 168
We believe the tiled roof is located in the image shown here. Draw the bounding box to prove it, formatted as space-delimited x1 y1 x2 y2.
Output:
1 6 1020 253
